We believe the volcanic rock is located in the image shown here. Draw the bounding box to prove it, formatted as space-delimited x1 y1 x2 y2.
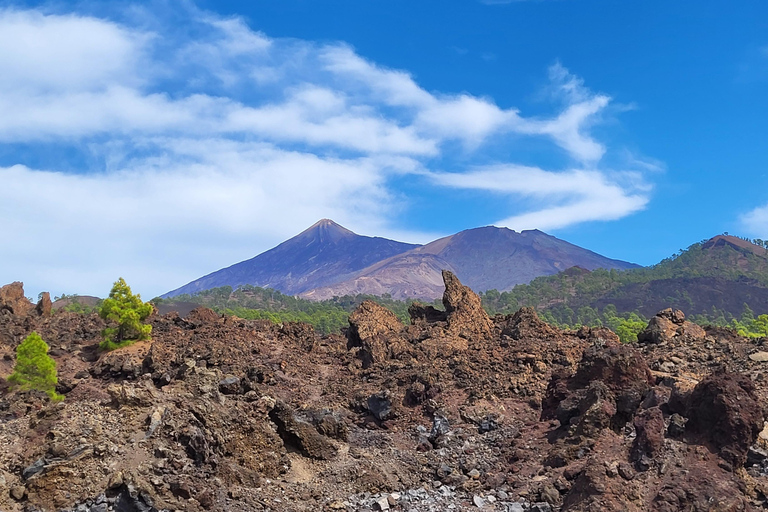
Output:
637 308 706 344
441 270 492 340
0 282 33 316
36 292 52 317
685 370 764 467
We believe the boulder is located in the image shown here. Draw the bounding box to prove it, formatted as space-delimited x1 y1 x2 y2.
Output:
0 282 33 316
637 308 706 345
268 401 337 460
685 370 764 467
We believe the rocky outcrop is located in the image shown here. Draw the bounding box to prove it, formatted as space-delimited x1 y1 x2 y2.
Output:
348 300 403 345
637 308 706 344
348 300 407 368
2 279 768 512
441 270 493 340
0 282 34 316
36 292 52 317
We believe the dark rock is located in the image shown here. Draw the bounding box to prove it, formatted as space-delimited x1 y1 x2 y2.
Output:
499 307 556 340
632 406 665 464
22 458 47 479
478 415 499 434
367 391 393 421
408 302 447 324
268 401 337 460
686 370 764 467
218 376 242 395
667 413 687 438
429 413 450 442
185 307 220 326
747 446 768 467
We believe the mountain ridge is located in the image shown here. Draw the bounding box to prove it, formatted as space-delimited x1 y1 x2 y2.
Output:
164 219 639 300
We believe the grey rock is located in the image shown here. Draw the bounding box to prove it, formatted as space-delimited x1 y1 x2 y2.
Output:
367 392 393 421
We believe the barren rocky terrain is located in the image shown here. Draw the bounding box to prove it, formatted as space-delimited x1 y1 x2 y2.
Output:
2 272 768 511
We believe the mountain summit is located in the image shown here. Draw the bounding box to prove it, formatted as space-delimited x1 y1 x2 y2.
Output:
165 220 639 300
163 220 419 297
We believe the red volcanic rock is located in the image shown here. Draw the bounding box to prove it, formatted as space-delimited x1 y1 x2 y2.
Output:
0 282 34 316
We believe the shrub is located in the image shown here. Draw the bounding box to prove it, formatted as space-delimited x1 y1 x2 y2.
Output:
7 332 64 401
99 278 152 351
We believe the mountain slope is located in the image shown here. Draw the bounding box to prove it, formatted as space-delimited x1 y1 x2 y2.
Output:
481 235 768 323
163 219 420 297
301 226 639 300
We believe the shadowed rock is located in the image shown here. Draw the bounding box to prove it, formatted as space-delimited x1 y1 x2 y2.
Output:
685 370 764 467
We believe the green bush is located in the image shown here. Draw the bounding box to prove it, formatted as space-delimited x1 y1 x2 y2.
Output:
99 278 152 351
7 332 64 402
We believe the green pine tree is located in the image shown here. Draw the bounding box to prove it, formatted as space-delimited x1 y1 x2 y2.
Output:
99 278 153 351
7 332 64 402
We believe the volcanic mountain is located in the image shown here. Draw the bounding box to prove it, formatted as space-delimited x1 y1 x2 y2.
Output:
301 226 639 300
165 220 638 300
163 219 420 297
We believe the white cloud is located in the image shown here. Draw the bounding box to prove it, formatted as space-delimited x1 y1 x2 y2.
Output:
0 4 654 297
429 166 649 230
0 9 147 93
741 204 768 237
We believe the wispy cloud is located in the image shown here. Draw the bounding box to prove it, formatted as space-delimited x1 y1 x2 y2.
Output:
0 4 654 297
741 204 768 237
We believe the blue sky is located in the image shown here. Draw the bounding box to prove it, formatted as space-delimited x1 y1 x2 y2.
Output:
1 0 767 298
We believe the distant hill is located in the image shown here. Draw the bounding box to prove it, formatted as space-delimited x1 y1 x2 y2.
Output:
301 226 639 300
163 219 420 298
481 235 768 325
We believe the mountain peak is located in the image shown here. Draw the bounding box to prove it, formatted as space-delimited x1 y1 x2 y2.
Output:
702 235 768 256
301 219 355 239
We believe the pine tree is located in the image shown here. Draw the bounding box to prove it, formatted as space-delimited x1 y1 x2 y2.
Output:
7 332 64 401
99 278 153 350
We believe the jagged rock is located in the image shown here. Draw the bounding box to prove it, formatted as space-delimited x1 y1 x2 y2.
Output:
667 413 687 438
268 401 337 460
441 270 492 339
348 301 406 367
348 300 404 346
543 341 653 432
36 292 52 317
500 307 556 340
0 281 34 316
686 370 764 467
367 391 393 421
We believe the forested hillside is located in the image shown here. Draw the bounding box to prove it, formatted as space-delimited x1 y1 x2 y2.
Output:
480 235 768 337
